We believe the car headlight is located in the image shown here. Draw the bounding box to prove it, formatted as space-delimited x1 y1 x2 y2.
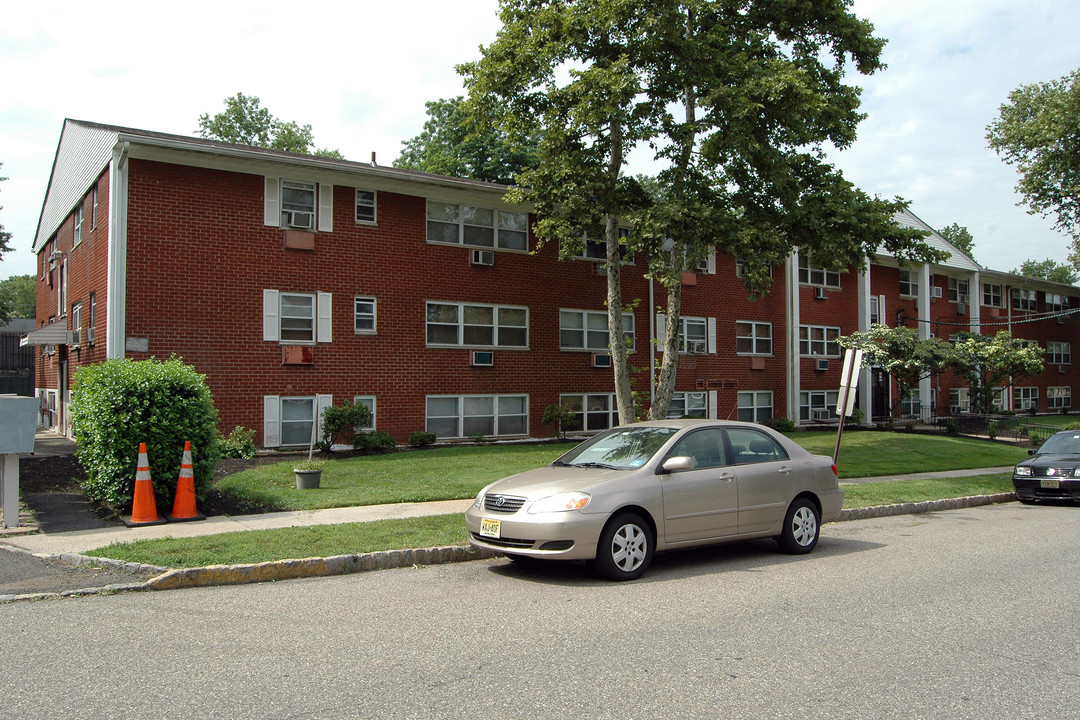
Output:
528 492 591 514
1014 466 1033 477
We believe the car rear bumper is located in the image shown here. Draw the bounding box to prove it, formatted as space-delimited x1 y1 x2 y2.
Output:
1013 478 1080 503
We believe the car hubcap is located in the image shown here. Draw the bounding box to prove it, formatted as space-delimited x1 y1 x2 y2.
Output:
791 507 817 546
611 524 647 572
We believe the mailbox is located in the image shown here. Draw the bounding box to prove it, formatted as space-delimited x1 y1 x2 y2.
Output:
1 395 38 528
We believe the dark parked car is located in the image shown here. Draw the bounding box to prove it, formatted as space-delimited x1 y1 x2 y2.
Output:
1013 430 1080 504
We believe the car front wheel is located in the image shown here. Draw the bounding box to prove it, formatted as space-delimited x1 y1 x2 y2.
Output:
593 512 652 581
776 498 820 554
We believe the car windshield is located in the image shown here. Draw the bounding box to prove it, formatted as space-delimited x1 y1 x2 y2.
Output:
1037 433 1080 455
556 426 679 470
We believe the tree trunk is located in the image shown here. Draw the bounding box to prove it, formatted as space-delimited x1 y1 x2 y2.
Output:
605 119 636 426
649 242 685 420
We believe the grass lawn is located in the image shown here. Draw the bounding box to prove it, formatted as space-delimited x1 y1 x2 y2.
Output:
842 473 1013 508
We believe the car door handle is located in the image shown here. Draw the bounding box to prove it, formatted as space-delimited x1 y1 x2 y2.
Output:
718 472 735 482
777 465 793 475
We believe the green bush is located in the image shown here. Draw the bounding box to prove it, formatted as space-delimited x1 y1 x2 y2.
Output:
70 357 220 511
408 431 436 447
762 416 796 433
542 403 576 439
219 426 256 459
320 400 372 451
354 430 396 453
988 421 998 441
945 419 959 435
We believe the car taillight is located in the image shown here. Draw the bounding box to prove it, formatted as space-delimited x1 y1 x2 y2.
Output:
831 464 838 477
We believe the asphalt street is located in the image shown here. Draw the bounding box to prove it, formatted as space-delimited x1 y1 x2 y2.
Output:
1 502 1077 719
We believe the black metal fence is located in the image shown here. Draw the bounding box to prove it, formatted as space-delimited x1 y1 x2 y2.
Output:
912 412 1071 446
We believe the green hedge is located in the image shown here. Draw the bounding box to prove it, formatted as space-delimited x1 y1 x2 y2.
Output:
70 357 220 510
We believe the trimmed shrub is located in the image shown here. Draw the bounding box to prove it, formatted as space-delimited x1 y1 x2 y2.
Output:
354 430 396 453
70 357 220 511
219 426 256 459
408 431 436 447
542 403 576 439
320 400 372 452
762 416 796 434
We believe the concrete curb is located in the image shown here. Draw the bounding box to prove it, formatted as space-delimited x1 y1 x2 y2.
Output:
1 494 1021 603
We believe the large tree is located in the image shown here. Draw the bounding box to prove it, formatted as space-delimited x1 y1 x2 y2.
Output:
938 223 976 258
987 68 1080 262
839 325 949 421
395 96 539 184
945 332 1045 415
198 92 343 159
462 0 940 423
0 274 35 324
1013 257 1078 285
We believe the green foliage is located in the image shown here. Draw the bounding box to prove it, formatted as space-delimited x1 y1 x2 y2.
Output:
1012 258 1079 285
408 431 437 448
468 432 487 444
945 419 959 435
840 325 950 419
763 416 796 434
197 92 342 158
354 430 396 453
938 223 976 258
69 357 220 510
945 331 1045 414
541 403 576 439
395 96 539 184
0 273 34 324
987 68 1080 254
0 165 11 263
988 421 998 441
219 426 256 459
293 460 324 472
320 400 372 452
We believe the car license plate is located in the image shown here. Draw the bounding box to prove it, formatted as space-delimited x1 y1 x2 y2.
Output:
1041 478 1060 489
480 518 501 538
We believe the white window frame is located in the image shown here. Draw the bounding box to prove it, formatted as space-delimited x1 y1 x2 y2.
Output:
91 186 98 230
737 391 774 423
899 270 918 298
735 321 772 356
1046 293 1069 313
735 256 773 279
799 390 838 421
426 201 528 252
1012 288 1037 312
281 180 317 230
899 389 922 418
799 325 841 357
280 292 316 344
1048 341 1071 365
425 394 529 439
426 301 528 349
798 255 840 288
949 387 970 414
1048 386 1071 409
559 309 634 351
355 190 377 224
354 296 377 334
982 283 1003 308
560 393 620 433
947 277 970 303
1013 386 1039 411
667 391 708 419
72 203 84 247
353 395 376 430
679 316 709 354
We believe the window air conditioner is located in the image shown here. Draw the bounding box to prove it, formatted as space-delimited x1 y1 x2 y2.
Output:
284 211 314 230
471 250 495 267
816 358 830 371
814 287 827 300
471 350 494 367
686 340 708 354
591 353 612 368
86 326 96 345
811 408 832 421
68 329 82 347
956 303 966 315
930 286 943 299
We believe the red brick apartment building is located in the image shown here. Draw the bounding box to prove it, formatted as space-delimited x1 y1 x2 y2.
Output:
23 119 1080 447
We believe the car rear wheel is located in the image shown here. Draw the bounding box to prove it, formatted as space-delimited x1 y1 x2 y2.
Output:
592 512 652 581
776 497 820 554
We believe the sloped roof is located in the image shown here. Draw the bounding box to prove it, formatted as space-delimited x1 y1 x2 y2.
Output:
886 208 981 273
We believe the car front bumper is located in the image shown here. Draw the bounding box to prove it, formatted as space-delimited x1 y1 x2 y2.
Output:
464 505 607 561
1013 478 1080 503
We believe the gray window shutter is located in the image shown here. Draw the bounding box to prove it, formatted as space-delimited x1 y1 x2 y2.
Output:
708 391 718 420
263 395 280 448
656 313 666 344
707 317 717 354
316 394 333 443
317 292 332 343
264 177 280 226
263 289 279 342
318 184 334 232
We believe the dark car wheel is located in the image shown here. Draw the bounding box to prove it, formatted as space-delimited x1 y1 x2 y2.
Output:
775 497 820 554
593 512 653 581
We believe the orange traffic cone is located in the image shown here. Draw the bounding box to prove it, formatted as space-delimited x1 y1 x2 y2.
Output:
167 441 205 522
123 442 167 527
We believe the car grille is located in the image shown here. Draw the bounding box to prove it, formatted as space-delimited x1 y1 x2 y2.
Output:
471 532 534 549
483 494 526 513
1032 467 1078 478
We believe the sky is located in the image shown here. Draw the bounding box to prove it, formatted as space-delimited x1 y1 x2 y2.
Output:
1 0 1078 282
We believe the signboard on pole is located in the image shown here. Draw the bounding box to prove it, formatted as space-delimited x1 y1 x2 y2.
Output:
832 349 863 466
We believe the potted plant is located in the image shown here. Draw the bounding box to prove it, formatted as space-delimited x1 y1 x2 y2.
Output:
293 459 323 489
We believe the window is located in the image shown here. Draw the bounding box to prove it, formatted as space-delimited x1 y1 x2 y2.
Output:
354 190 376 223
899 270 918 297
669 428 728 468
1014 386 1039 411
1048 386 1071 409
678 317 708 354
88 292 96 335
279 293 315 343
573 227 631 262
798 254 840 288
91 187 98 230
982 283 1002 308
560 393 619 432
426 302 528 348
948 277 970 303
353 395 376 430
799 325 841 357
1012 288 1037 312
426 201 527 251
426 394 528 439
737 391 774 423
735 257 773 279
354 296 376 334
560 310 634 351
281 397 316 446
992 388 1006 411
799 390 838 421
869 296 880 325
71 302 82 339
1048 341 1071 365
736 321 772 355
900 390 921 418
73 203 84 246
949 388 969 414
281 180 316 229
1047 293 1069 313
667 392 707 419
728 427 789 464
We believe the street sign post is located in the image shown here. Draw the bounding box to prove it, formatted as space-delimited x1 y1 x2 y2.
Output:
832 348 863 466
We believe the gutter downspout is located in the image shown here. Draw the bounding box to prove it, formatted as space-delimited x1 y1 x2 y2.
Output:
106 141 129 359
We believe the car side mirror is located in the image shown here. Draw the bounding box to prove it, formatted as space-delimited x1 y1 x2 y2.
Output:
1028 449 1036 455
662 456 695 473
